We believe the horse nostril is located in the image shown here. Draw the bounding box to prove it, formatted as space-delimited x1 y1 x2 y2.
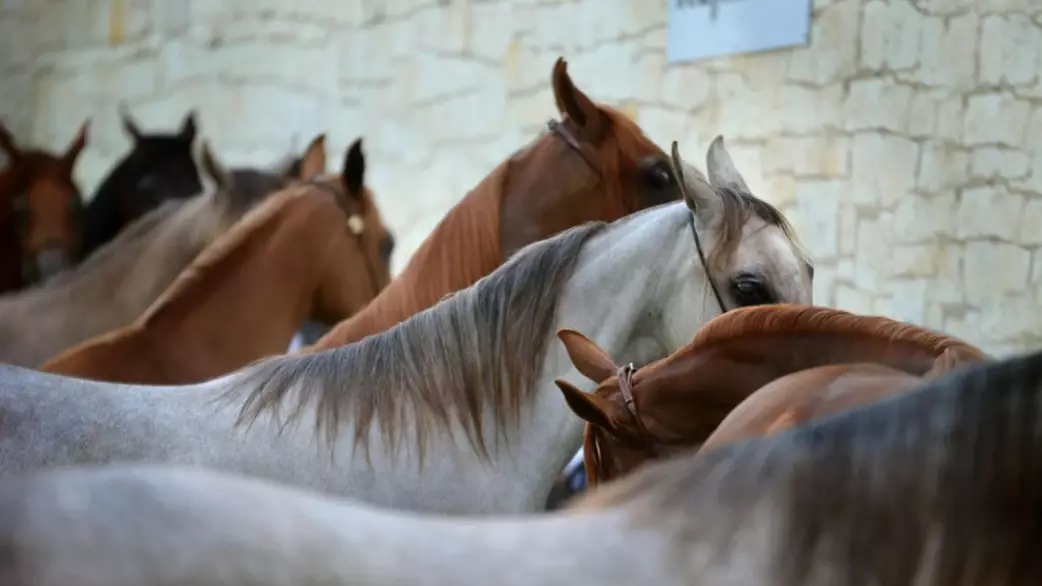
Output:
380 235 395 263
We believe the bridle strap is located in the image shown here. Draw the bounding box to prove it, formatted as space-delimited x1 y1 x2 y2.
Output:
616 363 658 459
689 213 728 314
306 176 382 297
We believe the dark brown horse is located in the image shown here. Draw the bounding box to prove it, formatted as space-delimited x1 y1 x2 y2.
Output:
307 57 681 351
0 121 88 294
554 304 990 488
80 107 203 257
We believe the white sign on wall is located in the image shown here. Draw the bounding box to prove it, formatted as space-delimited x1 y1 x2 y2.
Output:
667 0 812 64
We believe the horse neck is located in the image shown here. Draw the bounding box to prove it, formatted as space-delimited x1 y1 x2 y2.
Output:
502 205 708 508
310 165 505 349
135 199 329 377
668 331 961 400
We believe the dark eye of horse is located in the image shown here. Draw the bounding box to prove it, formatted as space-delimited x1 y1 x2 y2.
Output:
730 273 776 307
644 162 673 190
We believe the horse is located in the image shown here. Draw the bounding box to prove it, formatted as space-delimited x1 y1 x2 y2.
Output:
555 304 990 489
0 143 813 514
39 144 393 384
0 121 88 293
307 57 684 351
0 139 323 367
3 347 1041 586
80 107 203 257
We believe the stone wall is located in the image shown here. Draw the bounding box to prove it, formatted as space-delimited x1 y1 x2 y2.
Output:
2 0 1041 355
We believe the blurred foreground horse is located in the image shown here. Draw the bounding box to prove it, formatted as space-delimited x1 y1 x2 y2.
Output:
1 342 1038 586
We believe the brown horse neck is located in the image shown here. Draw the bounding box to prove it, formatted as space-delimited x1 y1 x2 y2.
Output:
310 163 506 350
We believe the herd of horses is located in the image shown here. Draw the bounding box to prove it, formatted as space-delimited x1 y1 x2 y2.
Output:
0 58 1038 585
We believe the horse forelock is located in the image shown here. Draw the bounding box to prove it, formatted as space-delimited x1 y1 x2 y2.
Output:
706 185 809 274
686 305 988 361
314 161 507 347
575 350 1042 584
227 221 606 464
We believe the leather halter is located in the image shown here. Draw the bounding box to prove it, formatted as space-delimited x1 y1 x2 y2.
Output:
616 363 658 458
306 176 382 297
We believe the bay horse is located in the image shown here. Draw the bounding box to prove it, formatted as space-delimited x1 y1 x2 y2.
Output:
554 304 989 488
39 142 392 384
3 349 1041 586
80 107 203 257
307 57 683 351
0 121 88 293
0 143 812 513
0 139 325 367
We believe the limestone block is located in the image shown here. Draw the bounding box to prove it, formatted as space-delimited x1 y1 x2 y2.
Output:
777 84 843 135
470 2 513 62
568 41 641 104
848 133 918 207
786 0 859 85
931 243 965 304
962 241 1030 306
631 51 666 104
969 147 1031 181
956 185 1024 240
340 24 393 83
979 14 1041 87
905 91 940 138
916 142 969 195
860 0 922 72
916 12 978 90
964 93 1030 148
795 180 841 260
878 278 930 324
1018 200 1042 245
100 56 161 102
635 106 692 151
890 243 942 278
407 53 487 105
844 79 911 132
763 174 798 209
853 214 890 290
660 64 712 112
834 283 874 314
892 192 957 244
763 135 849 178
837 200 857 256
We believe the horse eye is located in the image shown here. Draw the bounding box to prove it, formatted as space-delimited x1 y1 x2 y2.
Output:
731 274 775 307
645 163 672 190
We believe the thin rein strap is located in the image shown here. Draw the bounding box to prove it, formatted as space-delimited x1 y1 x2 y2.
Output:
617 363 658 459
306 175 382 295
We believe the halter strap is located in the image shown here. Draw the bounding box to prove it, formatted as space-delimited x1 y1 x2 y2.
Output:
616 363 658 459
306 176 382 297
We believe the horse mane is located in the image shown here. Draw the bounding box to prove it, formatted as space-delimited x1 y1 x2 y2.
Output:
688 304 989 361
575 349 1042 584
227 220 607 463
313 158 509 347
136 182 319 326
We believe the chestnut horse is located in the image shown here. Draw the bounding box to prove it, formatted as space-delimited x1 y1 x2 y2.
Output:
700 358 966 450
4 351 1042 586
80 107 203 257
0 121 88 293
41 140 392 384
0 140 326 367
307 57 681 351
554 304 990 488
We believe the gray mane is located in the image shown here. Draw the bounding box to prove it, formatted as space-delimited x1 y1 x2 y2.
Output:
581 350 1042 585
228 221 608 462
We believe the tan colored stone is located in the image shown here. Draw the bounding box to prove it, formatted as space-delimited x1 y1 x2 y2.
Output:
970 147 1031 181
786 0 859 85
917 12 978 90
860 0 922 71
849 133 918 206
795 180 842 260
955 185 1024 239
962 241 1030 305
762 135 849 178
979 14 1041 87
964 93 1031 147
1018 200 1042 245
844 79 912 132
660 64 711 111
917 142 969 194
892 192 957 244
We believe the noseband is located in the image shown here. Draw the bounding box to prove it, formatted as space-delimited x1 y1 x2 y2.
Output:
307 177 382 297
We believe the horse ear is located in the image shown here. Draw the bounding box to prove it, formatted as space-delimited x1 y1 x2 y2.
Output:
923 348 965 380
705 135 751 193
179 110 198 143
669 141 721 224
555 379 623 433
557 328 618 383
298 134 327 181
119 104 143 142
550 57 606 143
0 122 18 160
62 119 89 170
342 138 365 196
199 141 230 190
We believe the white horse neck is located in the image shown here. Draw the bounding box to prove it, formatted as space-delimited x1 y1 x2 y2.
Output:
500 203 719 512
